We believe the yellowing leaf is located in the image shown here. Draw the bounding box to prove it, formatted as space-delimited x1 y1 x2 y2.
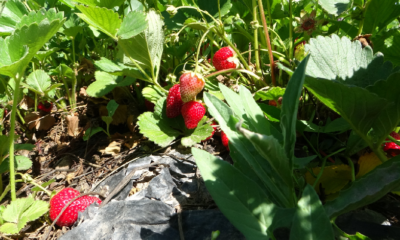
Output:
356 152 382 179
305 165 352 194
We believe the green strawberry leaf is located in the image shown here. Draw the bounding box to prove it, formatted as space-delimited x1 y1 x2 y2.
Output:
106 100 119 117
0 8 65 78
305 35 399 88
290 185 334 240
118 10 164 81
2 196 34 223
181 117 213 147
142 85 166 104
73 0 126 9
363 0 400 34
94 57 146 79
83 127 105 141
137 112 181 147
76 5 121 40
254 87 285 101
117 11 147 39
20 200 49 222
35 47 60 62
16 8 63 29
22 69 51 96
0 155 33 174
318 0 350 16
0 0 29 36
0 222 19 234
86 71 136 97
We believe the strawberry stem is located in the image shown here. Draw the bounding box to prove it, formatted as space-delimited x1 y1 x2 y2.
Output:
195 28 213 73
257 0 276 86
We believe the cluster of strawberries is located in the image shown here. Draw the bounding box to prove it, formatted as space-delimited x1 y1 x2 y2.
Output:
48 47 239 228
166 46 237 149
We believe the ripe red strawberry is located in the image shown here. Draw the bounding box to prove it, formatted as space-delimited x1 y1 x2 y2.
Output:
144 100 155 112
212 47 239 71
49 188 101 227
179 72 205 103
166 84 183 118
221 131 229 151
181 101 206 129
202 121 217 142
38 101 52 113
383 131 400 157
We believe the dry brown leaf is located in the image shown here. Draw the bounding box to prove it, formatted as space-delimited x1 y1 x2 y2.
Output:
66 172 76 184
66 114 79 137
37 115 56 131
24 113 55 130
99 105 128 125
99 141 121 156
20 96 34 110
356 152 382 179
24 112 41 130
305 164 352 195
79 87 88 97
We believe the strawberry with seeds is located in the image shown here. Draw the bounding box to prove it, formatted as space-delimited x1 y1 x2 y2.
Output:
181 101 206 129
212 47 239 71
383 131 400 157
166 84 183 118
49 188 101 227
179 72 205 103
221 131 229 151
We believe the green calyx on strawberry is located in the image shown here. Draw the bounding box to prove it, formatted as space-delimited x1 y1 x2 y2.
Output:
181 101 206 129
212 46 239 71
166 84 183 118
49 188 101 227
179 71 205 103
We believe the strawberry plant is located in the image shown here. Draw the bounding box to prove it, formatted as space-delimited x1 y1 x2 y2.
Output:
0 0 399 238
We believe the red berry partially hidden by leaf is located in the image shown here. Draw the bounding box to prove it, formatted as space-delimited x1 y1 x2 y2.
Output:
221 131 229 151
269 100 277 106
38 101 52 113
179 72 205 103
383 132 400 157
202 121 217 142
144 100 155 112
49 188 101 227
166 84 183 118
181 101 206 129
212 47 239 71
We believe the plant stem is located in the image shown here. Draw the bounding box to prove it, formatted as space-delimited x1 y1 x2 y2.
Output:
257 0 276 86
346 157 356 182
373 147 387 163
288 0 294 61
312 148 346 188
205 68 260 79
218 0 221 22
252 0 261 72
357 0 372 35
195 28 213 73
8 73 23 201
0 180 24 203
71 37 77 112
